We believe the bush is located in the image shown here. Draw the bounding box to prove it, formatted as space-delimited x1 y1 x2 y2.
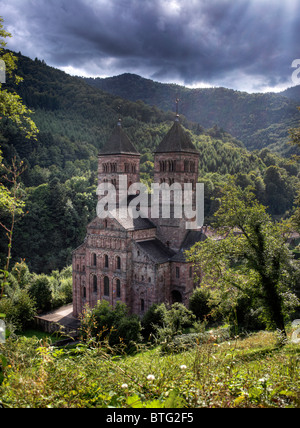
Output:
0 289 36 331
141 303 166 340
80 300 142 351
50 276 73 308
28 275 52 313
163 302 196 333
189 287 212 321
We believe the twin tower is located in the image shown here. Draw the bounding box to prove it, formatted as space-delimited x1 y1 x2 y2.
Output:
97 117 201 249
72 117 204 317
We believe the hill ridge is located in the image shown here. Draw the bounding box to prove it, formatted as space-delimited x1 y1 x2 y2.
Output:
83 73 300 155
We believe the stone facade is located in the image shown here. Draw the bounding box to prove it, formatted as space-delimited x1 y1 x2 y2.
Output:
72 118 206 318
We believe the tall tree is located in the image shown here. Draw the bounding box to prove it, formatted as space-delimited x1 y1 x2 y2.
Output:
289 110 300 231
0 16 38 139
0 16 38 299
187 182 299 336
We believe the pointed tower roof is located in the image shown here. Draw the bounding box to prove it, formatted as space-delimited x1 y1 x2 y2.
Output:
154 117 199 154
99 120 139 155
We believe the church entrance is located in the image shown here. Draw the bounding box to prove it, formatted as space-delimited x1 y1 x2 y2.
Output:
171 290 182 304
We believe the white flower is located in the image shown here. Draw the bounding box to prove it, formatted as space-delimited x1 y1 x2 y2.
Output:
147 374 155 381
180 364 187 370
121 383 128 389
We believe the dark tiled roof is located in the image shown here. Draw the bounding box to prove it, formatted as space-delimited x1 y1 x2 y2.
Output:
99 123 139 155
116 214 156 231
137 239 176 263
171 230 206 262
96 206 156 231
155 120 199 154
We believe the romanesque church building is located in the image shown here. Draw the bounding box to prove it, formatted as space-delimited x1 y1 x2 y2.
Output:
72 116 206 317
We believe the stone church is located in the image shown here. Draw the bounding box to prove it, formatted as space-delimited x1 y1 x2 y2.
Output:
72 116 206 317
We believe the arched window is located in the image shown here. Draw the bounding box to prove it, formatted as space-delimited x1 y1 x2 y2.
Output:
92 253 97 266
116 256 121 270
104 254 109 268
141 299 145 312
83 287 86 299
93 275 97 293
104 276 109 296
116 279 121 298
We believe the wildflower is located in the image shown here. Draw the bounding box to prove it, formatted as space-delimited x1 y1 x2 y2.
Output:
147 374 155 381
121 383 128 389
180 365 187 370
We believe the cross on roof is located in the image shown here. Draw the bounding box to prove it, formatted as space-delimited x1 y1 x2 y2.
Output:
175 97 180 115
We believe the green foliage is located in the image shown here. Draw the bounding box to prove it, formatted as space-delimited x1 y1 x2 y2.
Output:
80 300 142 352
0 261 72 332
142 303 196 354
188 287 212 321
0 330 299 408
0 289 36 331
84 73 300 155
187 182 300 335
141 303 166 340
28 275 52 313
0 18 38 139
9 176 97 272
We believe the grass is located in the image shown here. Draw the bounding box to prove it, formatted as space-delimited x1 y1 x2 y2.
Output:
0 329 299 408
21 329 53 340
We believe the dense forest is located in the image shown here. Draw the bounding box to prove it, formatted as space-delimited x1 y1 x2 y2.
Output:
0 50 299 275
83 73 300 155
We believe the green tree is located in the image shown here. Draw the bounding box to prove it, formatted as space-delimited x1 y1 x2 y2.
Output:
0 158 26 298
187 182 300 336
0 288 36 331
289 112 300 231
0 16 38 301
188 287 212 321
0 17 38 139
28 274 52 313
80 300 142 351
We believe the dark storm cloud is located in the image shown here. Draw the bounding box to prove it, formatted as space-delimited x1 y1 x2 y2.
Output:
1 0 300 91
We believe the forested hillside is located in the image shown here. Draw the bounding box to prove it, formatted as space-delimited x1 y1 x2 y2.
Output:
84 73 300 155
0 51 299 273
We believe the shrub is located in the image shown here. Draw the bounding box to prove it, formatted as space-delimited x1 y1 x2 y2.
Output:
80 300 142 351
0 289 36 331
189 287 212 321
50 276 73 309
163 302 196 333
28 275 52 313
141 303 166 340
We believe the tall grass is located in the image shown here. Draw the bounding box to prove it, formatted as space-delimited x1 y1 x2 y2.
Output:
0 330 299 408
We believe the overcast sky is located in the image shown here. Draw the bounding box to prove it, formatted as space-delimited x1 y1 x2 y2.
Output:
1 0 300 93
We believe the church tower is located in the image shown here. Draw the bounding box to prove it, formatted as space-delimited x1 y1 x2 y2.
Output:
152 114 200 251
154 115 199 189
98 119 140 198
